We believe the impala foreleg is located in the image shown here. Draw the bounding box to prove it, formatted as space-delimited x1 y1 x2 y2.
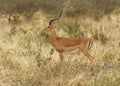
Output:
59 52 64 74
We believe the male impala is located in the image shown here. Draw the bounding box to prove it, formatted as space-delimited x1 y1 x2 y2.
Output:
42 10 94 73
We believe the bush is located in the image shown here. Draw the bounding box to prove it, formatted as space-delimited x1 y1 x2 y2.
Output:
38 0 65 15
92 30 108 44
57 21 81 38
0 0 40 23
65 0 120 20
0 0 120 22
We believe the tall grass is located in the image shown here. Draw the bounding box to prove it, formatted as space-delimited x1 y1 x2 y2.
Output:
0 12 120 85
0 0 120 86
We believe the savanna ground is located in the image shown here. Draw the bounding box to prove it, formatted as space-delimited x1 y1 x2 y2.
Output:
0 0 120 86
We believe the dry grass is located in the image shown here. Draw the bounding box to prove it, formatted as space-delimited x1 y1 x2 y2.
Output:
0 12 120 86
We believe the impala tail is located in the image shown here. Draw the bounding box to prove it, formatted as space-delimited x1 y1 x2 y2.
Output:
88 39 93 50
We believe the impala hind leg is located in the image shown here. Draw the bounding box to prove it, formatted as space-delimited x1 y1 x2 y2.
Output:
59 53 64 74
85 50 94 60
81 49 94 67
83 50 94 70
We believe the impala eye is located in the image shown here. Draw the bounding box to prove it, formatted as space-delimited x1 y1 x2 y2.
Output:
48 26 51 29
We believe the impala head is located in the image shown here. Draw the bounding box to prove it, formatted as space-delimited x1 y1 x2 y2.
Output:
42 10 62 34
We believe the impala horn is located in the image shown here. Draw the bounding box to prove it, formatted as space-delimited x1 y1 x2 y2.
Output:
48 10 62 27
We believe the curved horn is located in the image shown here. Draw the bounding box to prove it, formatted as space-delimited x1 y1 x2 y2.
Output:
49 10 62 27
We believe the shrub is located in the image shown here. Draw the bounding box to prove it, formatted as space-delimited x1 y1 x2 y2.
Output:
0 0 120 22
58 21 81 38
65 0 120 20
38 0 65 15
0 0 40 22
92 30 108 44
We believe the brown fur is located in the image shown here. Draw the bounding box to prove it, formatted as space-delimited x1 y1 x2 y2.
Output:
42 27 94 73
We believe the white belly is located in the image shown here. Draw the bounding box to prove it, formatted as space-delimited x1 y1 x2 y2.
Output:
65 48 80 54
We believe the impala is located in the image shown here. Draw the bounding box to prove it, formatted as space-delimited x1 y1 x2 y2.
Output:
42 10 94 73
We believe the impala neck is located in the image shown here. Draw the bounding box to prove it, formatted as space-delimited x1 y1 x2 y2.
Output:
49 29 57 41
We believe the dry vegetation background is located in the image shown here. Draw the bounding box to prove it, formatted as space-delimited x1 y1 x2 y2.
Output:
0 0 120 86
